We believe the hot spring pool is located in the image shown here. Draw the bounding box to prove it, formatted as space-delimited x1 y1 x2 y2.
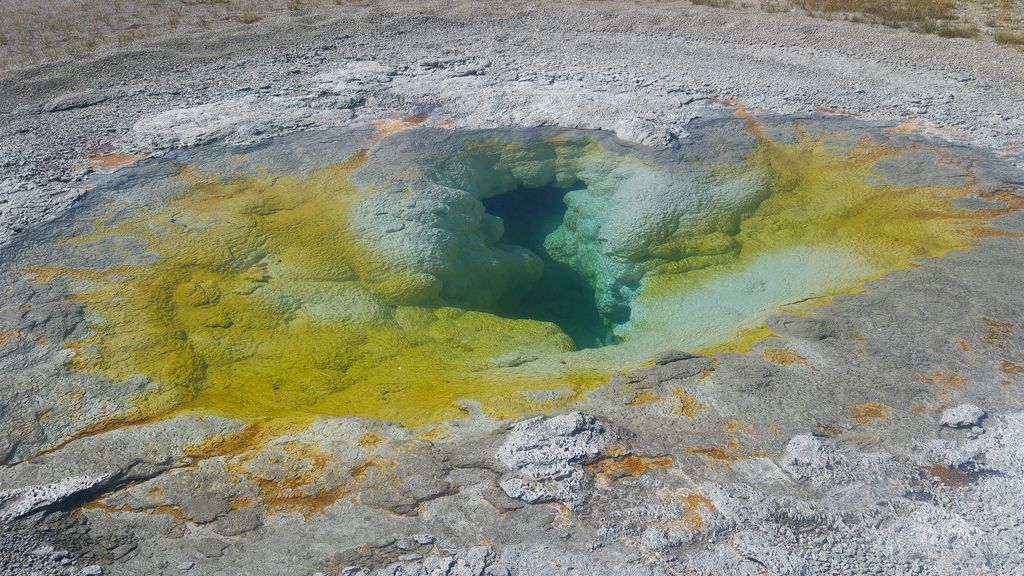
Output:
13 116 1023 426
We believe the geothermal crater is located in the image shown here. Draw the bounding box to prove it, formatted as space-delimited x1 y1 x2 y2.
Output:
9 116 1020 429
3 4 1024 575
481 179 621 349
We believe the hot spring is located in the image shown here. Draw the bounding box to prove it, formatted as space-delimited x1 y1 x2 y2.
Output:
20 116 1022 426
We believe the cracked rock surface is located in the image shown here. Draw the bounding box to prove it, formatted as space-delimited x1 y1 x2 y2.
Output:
496 412 613 509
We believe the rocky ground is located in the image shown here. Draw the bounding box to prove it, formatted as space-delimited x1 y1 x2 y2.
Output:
2 1 1024 575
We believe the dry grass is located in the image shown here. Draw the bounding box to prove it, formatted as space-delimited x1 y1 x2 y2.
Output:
691 0 736 7
796 0 957 23
691 0 1023 43
994 29 1024 43
794 0 983 37
935 22 981 36
237 6 261 22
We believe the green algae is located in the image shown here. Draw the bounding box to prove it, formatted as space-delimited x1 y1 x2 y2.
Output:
31 123 1021 428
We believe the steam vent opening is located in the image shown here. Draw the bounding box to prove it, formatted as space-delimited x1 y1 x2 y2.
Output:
481 182 621 350
16 118 1024 426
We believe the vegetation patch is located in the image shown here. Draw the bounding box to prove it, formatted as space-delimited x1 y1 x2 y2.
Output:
994 29 1024 45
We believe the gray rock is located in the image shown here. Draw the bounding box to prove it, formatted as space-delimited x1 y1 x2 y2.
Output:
44 90 109 113
0 178 86 249
180 492 230 524
195 537 229 558
131 96 351 149
212 508 263 536
81 566 104 576
108 542 137 560
313 61 395 105
422 555 456 574
0 474 114 521
780 433 849 485
652 350 700 365
496 412 612 509
941 404 986 428
451 546 494 576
